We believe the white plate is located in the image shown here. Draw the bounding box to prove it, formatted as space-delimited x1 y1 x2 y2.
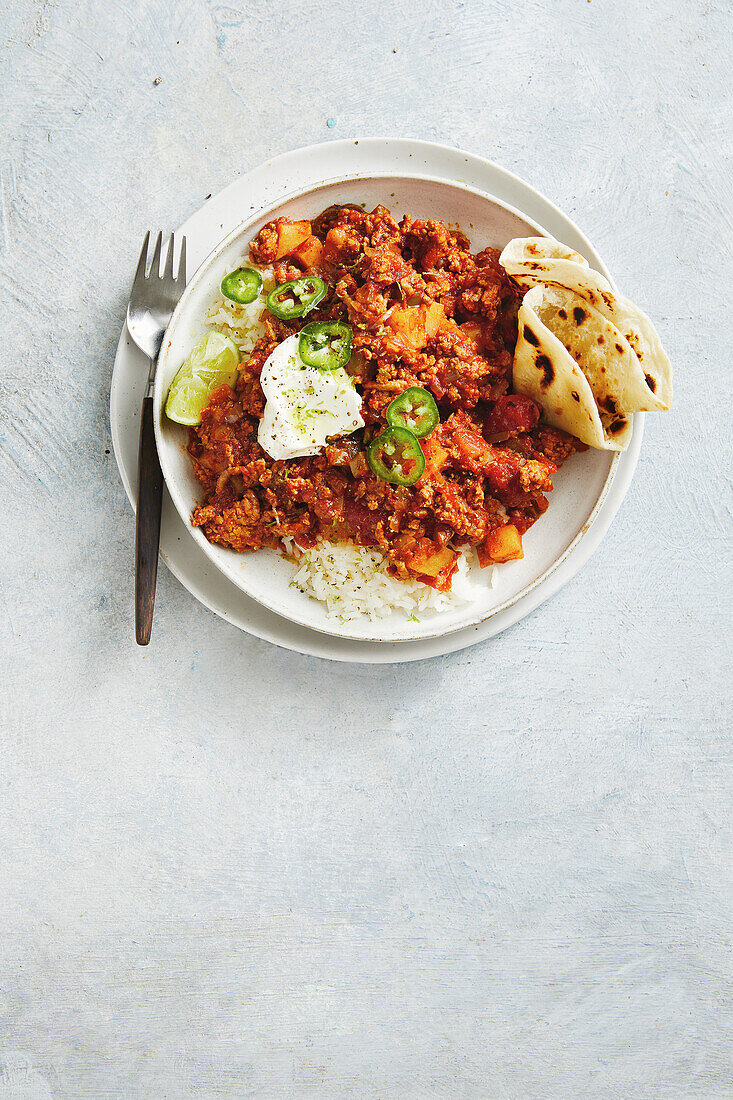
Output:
154 173 619 642
110 138 642 662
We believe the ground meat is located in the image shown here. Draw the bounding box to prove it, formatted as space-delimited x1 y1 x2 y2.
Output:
249 222 279 266
188 206 583 584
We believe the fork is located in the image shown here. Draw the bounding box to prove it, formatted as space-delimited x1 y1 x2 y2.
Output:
126 231 187 645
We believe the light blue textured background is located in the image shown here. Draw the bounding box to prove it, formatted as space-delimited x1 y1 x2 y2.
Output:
1 0 732 1096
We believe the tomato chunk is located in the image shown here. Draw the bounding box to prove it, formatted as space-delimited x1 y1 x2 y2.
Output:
483 394 540 438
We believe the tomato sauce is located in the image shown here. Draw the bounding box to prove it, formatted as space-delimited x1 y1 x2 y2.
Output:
189 206 583 589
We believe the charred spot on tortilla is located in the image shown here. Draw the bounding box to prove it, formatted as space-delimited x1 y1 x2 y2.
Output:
535 354 555 388
626 332 642 359
523 326 540 347
503 238 672 439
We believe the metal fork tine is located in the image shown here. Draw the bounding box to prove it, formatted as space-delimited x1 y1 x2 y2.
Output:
149 231 163 278
176 235 187 285
127 230 185 360
132 230 151 290
163 232 175 281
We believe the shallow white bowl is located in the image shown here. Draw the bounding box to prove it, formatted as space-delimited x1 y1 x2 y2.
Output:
154 172 617 643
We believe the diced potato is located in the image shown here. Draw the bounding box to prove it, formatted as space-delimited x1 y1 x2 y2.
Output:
388 302 445 352
409 544 457 579
422 435 449 478
483 523 524 563
388 305 422 346
290 234 323 269
275 219 313 259
438 315 464 338
423 300 445 340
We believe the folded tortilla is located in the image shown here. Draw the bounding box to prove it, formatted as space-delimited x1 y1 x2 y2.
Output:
514 285 656 450
500 237 673 411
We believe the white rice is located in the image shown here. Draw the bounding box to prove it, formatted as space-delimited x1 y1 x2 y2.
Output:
281 538 495 623
206 265 275 355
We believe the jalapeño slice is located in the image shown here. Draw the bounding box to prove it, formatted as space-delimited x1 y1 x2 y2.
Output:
367 426 425 487
220 266 262 304
266 276 327 320
299 321 353 371
386 386 439 438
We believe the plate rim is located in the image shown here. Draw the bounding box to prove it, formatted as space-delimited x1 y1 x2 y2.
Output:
110 137 643 662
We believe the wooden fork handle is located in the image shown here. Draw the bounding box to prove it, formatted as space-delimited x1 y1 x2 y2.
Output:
135 394 163 645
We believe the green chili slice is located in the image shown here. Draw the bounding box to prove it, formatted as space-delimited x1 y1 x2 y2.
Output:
367 426 425 487
220 266 263 304
266 276 327 320
299 321 353 371
386 386 439 438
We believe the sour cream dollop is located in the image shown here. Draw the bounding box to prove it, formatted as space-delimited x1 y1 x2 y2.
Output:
257 333 364 461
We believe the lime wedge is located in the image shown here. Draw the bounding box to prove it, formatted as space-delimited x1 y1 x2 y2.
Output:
164 331 240 425
164 377 212 426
